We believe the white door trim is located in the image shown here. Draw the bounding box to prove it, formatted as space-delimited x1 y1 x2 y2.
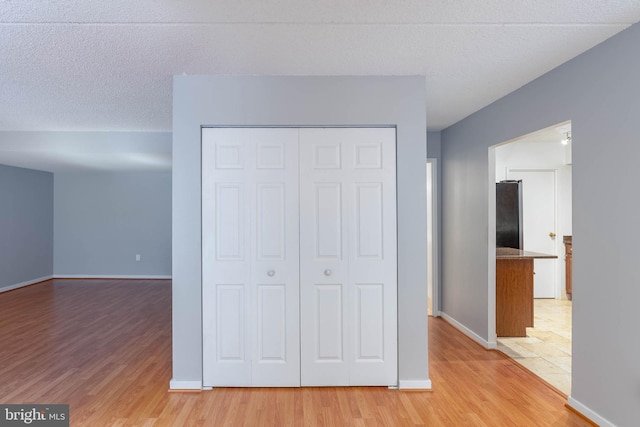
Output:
427 158 440 316
487 145 498 347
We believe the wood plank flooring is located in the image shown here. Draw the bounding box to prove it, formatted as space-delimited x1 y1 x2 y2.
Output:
0 279 593 426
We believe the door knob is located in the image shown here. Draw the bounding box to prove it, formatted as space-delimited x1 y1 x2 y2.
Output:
549 232 556 238
267 270 275 277
324 269 332 276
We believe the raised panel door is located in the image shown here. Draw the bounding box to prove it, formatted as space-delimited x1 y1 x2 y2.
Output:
202 128 299 387
300 128 397 386
204 127 397 388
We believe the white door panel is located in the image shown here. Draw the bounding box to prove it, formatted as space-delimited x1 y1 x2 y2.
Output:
300 137 350 385
348 131 397 386
354 283 384 359
202 130 252 386
203 128 300 387
508 169 557 298
251 132 300 386
215 183 244 260
314 183 344 259
212 284 251 385
300 128 397 386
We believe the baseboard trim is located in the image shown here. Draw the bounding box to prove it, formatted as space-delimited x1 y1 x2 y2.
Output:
440 312 493 349
0 275 53 294
169 379 202 390
169 378 431 391
398 380 432 390
566 397 613 427
53 275 172 280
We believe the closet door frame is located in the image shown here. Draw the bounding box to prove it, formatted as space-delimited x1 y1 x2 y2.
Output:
202 126 398 388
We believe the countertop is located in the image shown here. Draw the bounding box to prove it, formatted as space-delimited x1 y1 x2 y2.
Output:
496 247 558 259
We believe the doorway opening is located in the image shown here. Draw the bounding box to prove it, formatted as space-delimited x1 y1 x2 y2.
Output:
488 121 573 395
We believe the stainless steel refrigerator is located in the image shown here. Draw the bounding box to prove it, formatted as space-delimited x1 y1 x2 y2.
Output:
496 180 523 249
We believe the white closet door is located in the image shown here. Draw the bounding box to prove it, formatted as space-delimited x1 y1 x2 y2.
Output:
202 128 300 387
299 128 397 386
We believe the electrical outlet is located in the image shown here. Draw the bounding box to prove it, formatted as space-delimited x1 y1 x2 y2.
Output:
136 254 141 261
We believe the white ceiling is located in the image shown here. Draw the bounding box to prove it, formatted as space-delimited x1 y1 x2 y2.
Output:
0 131 172 172
1 1 639 171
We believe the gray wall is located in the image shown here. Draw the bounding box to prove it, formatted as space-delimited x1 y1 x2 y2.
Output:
0 164 53 290
441 23 640 425
173 76 428 386
427 131 442 311
427 131 441 160
54 172 172 277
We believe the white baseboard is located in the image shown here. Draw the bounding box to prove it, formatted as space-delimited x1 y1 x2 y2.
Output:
53 275 172 280
0 275 53 293
440 312 493 349
567 397 615 427
171 378 430 391
169 379 202 390
398 380 432 390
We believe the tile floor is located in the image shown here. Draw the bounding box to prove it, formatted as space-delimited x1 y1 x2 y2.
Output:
497 299 572 395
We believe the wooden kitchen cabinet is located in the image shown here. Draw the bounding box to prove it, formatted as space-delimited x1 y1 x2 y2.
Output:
496 258 534 337
564 236 572 299
496 247 557 337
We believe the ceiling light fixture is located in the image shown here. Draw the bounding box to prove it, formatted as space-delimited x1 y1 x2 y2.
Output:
561 131 572 145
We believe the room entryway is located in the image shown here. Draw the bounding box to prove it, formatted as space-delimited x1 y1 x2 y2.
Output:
490 121 573 395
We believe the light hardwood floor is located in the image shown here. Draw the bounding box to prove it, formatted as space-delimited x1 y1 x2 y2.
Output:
0 279 592 426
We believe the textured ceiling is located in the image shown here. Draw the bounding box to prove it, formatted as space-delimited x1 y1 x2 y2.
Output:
0 1 639 170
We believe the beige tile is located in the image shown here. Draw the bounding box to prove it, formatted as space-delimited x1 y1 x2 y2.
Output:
549 341 572 355
500 336 542 345
515 357 567 375
553 330 572 340
527 330 570 344
543 356 572 373
517 342 570 358
497 342 538 359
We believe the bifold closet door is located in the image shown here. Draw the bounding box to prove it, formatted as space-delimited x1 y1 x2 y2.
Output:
202 128 300 387
299 128 397 386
